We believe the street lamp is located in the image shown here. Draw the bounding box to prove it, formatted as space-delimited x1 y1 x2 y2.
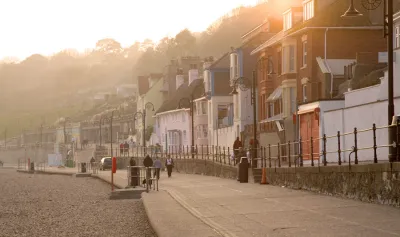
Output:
134 102 155 152
230 56 275 168
342 0 397 161
178 83 206 159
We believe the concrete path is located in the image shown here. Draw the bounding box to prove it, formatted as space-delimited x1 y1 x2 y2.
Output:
28 167 400 237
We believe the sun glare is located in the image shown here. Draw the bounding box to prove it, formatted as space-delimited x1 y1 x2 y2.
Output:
0 0 259 60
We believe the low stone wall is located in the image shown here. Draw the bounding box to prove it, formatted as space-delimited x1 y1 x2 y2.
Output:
162 158 237 180
266 163 400 207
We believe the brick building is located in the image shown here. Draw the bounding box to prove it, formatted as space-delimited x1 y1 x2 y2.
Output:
251 0 388 163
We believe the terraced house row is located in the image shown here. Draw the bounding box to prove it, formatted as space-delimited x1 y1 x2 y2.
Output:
137 0 400 164
10 0 400 166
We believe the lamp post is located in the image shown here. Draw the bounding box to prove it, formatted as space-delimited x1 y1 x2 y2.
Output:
134 102 155 153
342 0 397 161
178 83 205 159
61 117 71 144
230 56 275 168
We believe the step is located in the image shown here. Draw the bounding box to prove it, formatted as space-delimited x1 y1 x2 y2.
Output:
109 187 146 200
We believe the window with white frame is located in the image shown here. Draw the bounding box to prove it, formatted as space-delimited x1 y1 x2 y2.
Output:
207 71 212 92
230 53 239 82
182 112 185 122
303 0 314 21
289 45 295 72
183 130 187 142
269 102 274 117
290 87 296 114
201 101 207 114
302 41 307 67
283 10 292 31
203 126 208 138
302 84 307 102
282 47 287 73
396 26 400 48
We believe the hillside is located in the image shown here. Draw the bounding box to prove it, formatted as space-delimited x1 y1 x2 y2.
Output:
0 2 271 137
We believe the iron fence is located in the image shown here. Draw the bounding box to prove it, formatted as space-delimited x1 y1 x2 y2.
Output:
104 122 399 169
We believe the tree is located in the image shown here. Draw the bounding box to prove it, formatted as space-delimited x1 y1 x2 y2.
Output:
95 38 122 55
175 29 196 56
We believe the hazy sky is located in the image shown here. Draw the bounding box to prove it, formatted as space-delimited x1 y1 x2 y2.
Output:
0 0 259 60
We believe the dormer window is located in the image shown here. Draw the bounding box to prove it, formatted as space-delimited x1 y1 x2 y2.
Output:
283 10 292 31
303 0 314 21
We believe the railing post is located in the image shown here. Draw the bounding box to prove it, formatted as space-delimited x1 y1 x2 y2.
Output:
219 146 222 163
354 127 358 164
397 120 400 162
277 143 281 167
299 138 303 167
268 144 271 168
207 145 209 160
201 145 204 160
212 145 215 163
228 147 231 166
337 131 341 165
372 124 378 163
287 141 291 167
310 137 314 167
323 134 327 166
262 147 267 168
223 147 226 164
195 144 198 159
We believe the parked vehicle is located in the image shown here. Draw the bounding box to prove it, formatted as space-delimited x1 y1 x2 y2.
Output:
99 157 112 170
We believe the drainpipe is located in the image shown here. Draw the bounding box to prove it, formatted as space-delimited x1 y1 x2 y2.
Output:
324 28 334 98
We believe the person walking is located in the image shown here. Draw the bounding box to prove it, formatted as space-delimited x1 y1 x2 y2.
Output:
124 141 129 156
153 157 162 180
233 137 242 165
143 155 153 187
129 157 138 187
120 143 124 156
165 155 174 178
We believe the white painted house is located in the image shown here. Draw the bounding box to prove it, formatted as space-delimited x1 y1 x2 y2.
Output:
202 54 235 148
154 67 203 151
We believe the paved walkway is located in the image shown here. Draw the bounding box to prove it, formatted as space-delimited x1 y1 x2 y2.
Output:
33 167 400 237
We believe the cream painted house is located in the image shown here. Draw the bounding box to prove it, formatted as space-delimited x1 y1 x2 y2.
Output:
135 74 165 146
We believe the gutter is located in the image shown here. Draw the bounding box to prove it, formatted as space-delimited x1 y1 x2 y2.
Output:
323 28 335 98
153 108 190 117
251 26 383 55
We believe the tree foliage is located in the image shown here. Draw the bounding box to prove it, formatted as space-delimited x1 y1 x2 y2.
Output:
0 3 269 136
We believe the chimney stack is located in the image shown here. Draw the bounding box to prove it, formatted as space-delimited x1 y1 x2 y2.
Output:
188 64 198 85
176 68 185 90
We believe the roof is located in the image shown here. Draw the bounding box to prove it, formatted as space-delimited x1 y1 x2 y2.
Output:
212 71 232 96
251 0 381 55
206 52 230 70
251 31 284 55
155 79 204 114
138 76 149 96
317 57 356 75
241 21 268 39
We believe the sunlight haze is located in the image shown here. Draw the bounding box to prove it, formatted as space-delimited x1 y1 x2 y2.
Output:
0 0 259 60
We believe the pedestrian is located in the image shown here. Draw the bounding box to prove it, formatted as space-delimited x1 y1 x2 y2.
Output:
143 155 153 187
120 142 124 156
90 157 95 170
233 137 242 165
153 157 162 180
129 157 138 187
124 141 129 156
165 155 174 178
